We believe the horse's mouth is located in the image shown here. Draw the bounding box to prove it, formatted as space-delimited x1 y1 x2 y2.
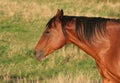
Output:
34 48 56 61
34 50 45 61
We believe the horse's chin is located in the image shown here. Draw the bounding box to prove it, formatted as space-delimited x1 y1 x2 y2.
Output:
34 55 46 61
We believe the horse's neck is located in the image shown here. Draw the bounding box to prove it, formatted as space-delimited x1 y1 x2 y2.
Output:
66 27 99 60
73 38 98 59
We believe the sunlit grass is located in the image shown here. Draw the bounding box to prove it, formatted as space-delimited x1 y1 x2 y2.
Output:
44 73 101 83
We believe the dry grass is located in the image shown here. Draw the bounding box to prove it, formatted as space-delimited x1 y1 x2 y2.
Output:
44 73 101 83
0 0 120 21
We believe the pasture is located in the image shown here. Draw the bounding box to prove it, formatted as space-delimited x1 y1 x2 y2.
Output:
0 0 120 83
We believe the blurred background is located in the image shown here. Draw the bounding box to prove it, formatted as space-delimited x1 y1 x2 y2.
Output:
0 0 120 83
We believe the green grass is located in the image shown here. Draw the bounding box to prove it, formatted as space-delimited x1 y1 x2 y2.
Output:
0 0 119 83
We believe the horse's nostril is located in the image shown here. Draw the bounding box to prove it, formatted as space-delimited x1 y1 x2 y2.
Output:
39 51 44 57
34 50 44 60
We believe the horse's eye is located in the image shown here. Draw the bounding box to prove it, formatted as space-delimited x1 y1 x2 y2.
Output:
45 31 50 34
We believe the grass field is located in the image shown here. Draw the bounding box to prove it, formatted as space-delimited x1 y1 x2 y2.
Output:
0 0 120 83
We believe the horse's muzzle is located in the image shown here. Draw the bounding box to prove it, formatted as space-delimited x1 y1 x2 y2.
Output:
34 50 44 61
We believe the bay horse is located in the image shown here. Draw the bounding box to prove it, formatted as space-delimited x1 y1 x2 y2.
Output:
34 9 120 83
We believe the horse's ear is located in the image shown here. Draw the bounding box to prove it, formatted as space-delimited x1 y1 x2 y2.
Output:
56 9 64 21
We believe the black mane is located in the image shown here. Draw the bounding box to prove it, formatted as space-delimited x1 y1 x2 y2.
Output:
46 16 56 28
46 15 120 43
75 16 107 42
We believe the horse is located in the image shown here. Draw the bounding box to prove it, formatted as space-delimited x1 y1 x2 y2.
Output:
34 9 120 83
